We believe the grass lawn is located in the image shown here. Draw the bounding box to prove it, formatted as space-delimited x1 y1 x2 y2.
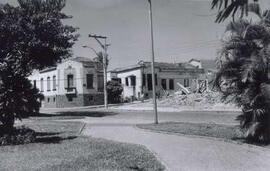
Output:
137 122 244 140
137 122 270 147
0 118 165 171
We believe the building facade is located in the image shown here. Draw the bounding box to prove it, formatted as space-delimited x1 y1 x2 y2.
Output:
108 60 208 100
28 57 104 108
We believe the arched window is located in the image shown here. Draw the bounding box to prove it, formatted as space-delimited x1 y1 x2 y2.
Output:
53 76 56 91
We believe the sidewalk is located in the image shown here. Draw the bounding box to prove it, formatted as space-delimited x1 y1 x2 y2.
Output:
109 102 241 112
39 100 240 114
82 119 270 171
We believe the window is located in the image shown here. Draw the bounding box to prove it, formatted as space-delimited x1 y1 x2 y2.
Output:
53 76 56 91
86 74 94 89
89 95 94 101
161 79 167 90
155 74 158 85
130 76 136 86
147 74 152 91
184 79 189 87
47 77 51 91
169 79 174 90
33 80 36 88
68 97 73 102
97 75 104 92
142 74 146 86
40 78 44 92
53 97 55 102
67 74 74 88
47 97 50 103
125 77 129 86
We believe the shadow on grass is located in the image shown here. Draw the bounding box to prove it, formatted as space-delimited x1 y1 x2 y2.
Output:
35 135 77 144
35 132 61 136
34 131 77 144
30 111 118 119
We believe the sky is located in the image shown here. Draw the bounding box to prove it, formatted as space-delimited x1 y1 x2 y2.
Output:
1 0 270 69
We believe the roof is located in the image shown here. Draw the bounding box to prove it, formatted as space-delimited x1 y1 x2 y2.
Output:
40 67 57 73
189 58 201 63
70 56 93 63
69 56 102 69
188 58 217 71
110 64 142 73
110 61 200 73
39 57 102 74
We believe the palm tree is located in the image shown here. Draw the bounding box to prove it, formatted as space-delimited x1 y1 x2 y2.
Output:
214 7 270 142
212 0 260 22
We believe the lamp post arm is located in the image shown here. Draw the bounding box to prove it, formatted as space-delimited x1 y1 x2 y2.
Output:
94 37 106 50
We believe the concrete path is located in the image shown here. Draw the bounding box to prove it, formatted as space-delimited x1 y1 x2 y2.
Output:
82 117 270 171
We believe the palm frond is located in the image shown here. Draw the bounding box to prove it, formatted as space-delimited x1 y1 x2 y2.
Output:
226 20 250 37
248 2 262 18
212 0 260 22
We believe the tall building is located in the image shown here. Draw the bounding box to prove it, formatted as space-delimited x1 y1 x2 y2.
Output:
28 57 104 108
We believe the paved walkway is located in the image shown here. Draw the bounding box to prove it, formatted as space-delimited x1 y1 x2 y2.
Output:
82 116 270 171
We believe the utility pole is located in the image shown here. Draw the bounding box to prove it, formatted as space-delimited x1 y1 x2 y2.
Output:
148 0 158 124
88 34 108 109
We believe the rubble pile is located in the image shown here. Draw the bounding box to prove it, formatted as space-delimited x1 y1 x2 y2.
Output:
158 91 236 110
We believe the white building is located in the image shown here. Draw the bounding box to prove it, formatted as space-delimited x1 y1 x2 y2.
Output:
28 57 104 108
108 60 208 100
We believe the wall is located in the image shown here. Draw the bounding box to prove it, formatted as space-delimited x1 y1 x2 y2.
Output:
116 68 142 100
57 60 84 95
28 59 104 108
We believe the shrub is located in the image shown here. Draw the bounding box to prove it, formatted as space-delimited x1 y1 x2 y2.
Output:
0 126 36 146
107 80 123 104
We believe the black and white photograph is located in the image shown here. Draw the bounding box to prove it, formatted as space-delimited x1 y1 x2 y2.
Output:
0 0 270 170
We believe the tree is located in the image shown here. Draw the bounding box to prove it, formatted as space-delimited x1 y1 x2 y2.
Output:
107 80 123 104
212 0 260 22
93 51 109 68
0 0 77 129
213 6 270 142
0 74 44 130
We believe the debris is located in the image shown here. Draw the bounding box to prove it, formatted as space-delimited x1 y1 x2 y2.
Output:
177 83 190 95
157 91 236 110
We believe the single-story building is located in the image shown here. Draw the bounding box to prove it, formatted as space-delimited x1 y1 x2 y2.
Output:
108 60 209 100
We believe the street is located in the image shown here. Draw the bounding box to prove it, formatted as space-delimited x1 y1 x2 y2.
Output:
73 109 270 171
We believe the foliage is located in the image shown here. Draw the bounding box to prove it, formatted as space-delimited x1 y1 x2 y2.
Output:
0 126 36 146
107 80 123 104
0 0 77 128
93 51 109 68
214 6 270 142
0 74 44 128
211 0 260 22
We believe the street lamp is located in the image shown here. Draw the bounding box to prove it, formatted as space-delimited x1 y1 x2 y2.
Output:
148 0 158 124
85 34 109 109
82 45 99 57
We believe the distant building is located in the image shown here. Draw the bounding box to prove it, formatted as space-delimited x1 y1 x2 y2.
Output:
108 60 208 100
28 57 104 108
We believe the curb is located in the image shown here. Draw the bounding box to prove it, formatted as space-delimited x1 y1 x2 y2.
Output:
109 107 241 113
135 125 270 152
78 122 86 135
